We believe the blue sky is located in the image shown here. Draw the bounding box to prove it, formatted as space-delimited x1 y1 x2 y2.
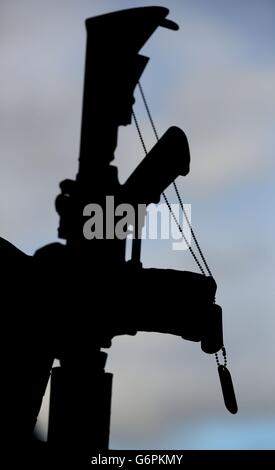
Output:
1 0 274 449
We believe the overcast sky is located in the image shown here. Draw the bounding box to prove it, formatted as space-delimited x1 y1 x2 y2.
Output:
1 0 275 449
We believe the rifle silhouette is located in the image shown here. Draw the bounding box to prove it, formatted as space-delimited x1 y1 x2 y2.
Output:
1 6 237 465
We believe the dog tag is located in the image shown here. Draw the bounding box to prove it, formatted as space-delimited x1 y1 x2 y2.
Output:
218 365 238 414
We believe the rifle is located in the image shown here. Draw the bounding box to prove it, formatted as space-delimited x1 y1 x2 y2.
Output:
1 6 237 463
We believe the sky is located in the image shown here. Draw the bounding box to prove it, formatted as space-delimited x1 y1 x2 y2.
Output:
0 0 275 449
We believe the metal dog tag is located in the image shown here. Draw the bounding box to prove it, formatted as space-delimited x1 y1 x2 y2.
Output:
218 365 238 414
